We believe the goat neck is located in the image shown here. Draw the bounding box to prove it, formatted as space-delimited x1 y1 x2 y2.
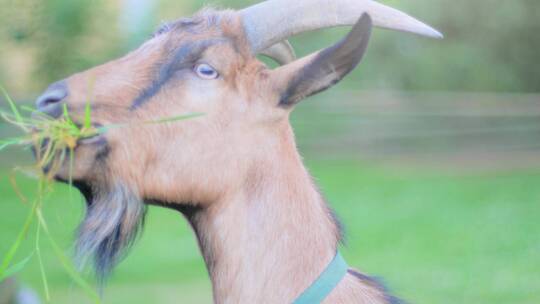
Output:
186 124 340 303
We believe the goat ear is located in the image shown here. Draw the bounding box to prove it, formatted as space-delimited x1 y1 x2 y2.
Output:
272 14 372 107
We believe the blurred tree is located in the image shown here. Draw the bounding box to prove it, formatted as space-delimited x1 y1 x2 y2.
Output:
0 0 539 94
0 0 121 93
36 0 96 82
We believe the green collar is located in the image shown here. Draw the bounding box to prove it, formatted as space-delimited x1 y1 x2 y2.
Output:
292 252 349 304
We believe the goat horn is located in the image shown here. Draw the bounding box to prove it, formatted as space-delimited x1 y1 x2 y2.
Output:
259 40 297 65
241 0 443 53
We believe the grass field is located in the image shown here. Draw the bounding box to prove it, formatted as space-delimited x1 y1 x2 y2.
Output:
1 159 539 304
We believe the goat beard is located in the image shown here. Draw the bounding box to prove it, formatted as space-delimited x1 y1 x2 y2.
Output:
74 181 146 283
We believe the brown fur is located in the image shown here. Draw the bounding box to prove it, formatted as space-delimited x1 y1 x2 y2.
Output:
47 8 396 303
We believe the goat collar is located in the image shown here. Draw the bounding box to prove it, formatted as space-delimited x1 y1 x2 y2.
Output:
292 252 348 304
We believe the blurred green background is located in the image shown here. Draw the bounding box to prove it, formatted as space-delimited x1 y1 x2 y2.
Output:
1 0 539 303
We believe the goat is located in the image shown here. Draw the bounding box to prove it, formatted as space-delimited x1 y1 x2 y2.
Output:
34 0 441 303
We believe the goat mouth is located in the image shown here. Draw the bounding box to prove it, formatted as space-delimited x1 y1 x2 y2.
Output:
77 123 106 146
78 133 105 146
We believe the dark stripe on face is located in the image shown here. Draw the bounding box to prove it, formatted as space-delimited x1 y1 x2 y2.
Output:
130 39 227 110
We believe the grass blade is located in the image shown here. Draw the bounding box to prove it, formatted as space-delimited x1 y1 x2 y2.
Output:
145 113 204 124
0 199 38 278
84 102 92 130
0 135 29 147
0 86 23 124
62 104 78 131
68 148 75 199
0 254 34 282
9 170 29 204
0 139 21 151
95 123 126 133
0 111 33 132
20 105 37 113
36 210 101 304
36 223 50 301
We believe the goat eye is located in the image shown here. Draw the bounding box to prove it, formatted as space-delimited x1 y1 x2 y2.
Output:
194 63 219 80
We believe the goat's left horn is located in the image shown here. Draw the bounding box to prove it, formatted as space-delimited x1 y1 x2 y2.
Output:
241 0 443 53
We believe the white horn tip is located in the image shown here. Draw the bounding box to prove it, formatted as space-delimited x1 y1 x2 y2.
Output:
422 27 444 39
402 18 444 39
367 1 444 39
397 22 444 39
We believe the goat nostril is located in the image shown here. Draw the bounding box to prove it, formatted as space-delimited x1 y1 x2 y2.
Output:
36 90 67 108
35 83 68 117
41 96 60 107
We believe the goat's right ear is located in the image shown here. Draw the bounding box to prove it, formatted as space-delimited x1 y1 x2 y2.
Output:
271 14 372 107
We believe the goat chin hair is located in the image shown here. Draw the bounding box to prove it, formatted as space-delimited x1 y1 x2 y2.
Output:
75 182 146 284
